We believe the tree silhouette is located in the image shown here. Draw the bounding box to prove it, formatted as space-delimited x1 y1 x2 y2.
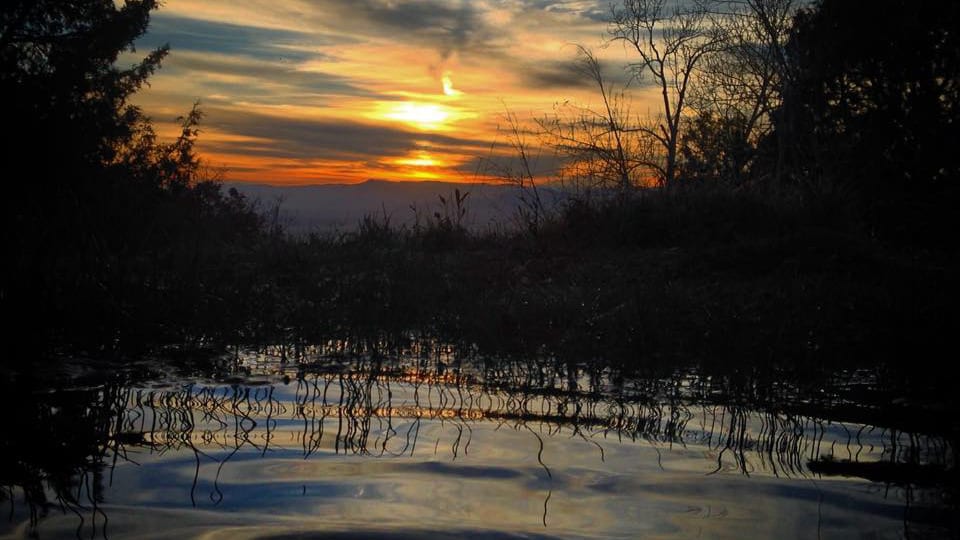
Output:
1 1 166 182
537 47 659 194
777 0 959 243
610 0 726 187
689 0 796 186
1 1 265 353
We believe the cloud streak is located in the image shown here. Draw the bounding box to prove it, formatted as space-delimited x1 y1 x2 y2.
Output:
314 0 502 61
131 0 652 184
207 107 491 161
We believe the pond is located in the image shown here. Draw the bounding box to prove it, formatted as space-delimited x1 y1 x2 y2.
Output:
1 345 955 539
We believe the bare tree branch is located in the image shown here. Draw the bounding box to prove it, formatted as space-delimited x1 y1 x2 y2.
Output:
609 0 726 186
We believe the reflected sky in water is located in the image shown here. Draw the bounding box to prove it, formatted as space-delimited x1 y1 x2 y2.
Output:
1 350 954 539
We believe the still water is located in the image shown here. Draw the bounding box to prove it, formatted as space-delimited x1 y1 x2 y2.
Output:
1 346 955 539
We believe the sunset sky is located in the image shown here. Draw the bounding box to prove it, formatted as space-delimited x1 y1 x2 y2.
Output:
131 0 652 185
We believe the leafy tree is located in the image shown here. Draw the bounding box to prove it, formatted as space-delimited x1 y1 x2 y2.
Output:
678 112 753 186
0 1 265 352
691 0 797 185
777 0 959 242
1 1 167 184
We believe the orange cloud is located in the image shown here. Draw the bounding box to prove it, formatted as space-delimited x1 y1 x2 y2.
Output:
133 0 658 186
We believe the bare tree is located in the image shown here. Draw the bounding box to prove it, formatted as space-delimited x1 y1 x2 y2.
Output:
609 0 726 187
538 47 660 194
485 108 550 232
519 0 795 196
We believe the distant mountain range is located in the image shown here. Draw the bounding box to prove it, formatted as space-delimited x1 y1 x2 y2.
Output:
228 180 564 234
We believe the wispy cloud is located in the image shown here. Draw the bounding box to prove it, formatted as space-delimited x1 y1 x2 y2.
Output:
132 0 649 184
207 107 491 160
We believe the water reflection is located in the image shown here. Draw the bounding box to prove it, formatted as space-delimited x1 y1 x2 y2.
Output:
1 348 955 539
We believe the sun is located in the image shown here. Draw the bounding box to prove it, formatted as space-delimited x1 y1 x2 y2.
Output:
381 102 451 130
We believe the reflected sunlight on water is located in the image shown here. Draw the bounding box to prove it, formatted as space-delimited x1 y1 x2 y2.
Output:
1 348 955 539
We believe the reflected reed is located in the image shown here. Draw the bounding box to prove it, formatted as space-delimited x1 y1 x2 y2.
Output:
2 344 955 538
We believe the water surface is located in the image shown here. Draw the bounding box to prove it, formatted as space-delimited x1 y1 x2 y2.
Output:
1 348 954 539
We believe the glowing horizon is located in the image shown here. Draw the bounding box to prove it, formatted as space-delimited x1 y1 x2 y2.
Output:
132 1 654 185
